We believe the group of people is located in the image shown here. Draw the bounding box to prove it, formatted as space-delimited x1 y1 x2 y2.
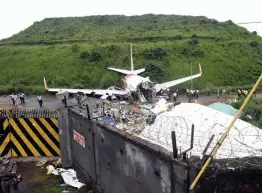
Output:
8 93 43 107
186 88 199 102
9 93 25 106
0 156 21 193
216 88 229 98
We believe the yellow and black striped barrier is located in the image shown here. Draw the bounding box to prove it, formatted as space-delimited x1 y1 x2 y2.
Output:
0 117 60 157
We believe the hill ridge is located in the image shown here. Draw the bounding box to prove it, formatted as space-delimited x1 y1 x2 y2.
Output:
0 14 261 95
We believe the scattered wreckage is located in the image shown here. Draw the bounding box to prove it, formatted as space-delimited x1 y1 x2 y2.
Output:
45 159 89 193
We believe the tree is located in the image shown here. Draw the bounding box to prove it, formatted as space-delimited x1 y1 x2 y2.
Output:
89 52 102 62
252 31 257 35
250 41 258 48
143 48 167 59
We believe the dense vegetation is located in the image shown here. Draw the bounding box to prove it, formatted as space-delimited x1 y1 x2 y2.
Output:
0 14 261 94
231 98 262 128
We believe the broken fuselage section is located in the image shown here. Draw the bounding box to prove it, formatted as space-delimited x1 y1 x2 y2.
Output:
122 74 156 103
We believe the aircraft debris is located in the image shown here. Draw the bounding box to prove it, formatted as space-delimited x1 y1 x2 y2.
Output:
43 44 202 104
46 164 86 190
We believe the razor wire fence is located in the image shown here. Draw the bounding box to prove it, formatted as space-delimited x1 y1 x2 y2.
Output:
69 96 262 168
139 114 262 168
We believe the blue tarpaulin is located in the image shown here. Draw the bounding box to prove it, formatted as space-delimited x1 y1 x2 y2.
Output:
208 102 239 117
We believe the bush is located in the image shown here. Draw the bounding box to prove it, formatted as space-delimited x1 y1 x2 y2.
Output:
72 45 80 53
188 39 199 46
230 99 262 128
191 34 197 38
89 52 102 62
79 50 90 59
143 48 167 59
250 41 258 48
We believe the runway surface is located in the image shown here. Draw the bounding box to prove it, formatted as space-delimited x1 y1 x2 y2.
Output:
0 94 260 110
0 95 61 110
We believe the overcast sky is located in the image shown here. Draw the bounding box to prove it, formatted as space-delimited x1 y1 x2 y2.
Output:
0 0 262 40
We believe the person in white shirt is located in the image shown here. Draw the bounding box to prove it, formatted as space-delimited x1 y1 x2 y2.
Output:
173 92 177 102
21 93 25 104
196 89 199 99
37 95 43 107
9 93 15 105
18 92 25 104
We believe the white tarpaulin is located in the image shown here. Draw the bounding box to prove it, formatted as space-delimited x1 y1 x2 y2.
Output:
139 103 262 159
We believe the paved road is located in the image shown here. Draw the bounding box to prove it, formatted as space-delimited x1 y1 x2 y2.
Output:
0 95 62 110
0 93 261 110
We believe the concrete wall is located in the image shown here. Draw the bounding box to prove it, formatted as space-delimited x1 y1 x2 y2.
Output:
58 108 72 168
59 108 188 193
59 107 262 193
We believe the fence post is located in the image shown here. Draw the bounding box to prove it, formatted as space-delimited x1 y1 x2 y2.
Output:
171 131 178 159
86 105 91 120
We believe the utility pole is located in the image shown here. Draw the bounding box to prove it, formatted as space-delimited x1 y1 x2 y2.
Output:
191 61 193 89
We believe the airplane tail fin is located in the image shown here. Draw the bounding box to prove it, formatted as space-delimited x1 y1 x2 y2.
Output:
130 43 134 71
107 43 145 75
198 63 202 75
43 77 48 90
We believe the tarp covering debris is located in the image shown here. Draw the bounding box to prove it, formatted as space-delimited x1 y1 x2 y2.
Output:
139 103 262 159
208 102 239 117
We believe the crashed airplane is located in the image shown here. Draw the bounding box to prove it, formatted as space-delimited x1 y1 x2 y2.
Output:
43 44 202 103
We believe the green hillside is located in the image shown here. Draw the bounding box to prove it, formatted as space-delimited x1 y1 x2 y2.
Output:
0 14 261 94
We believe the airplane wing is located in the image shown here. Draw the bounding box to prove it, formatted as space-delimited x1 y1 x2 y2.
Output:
43 77 128 96
155 64 202 92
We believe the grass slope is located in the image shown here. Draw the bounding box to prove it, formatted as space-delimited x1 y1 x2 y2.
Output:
0 14 261 94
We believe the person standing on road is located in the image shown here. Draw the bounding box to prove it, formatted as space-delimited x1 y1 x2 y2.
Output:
237 89 242 97
37 95 43 107
196 89 199 99
8 93 15 106
173 92 177 102
217 88 220 98
18 93 25 105
186 88 190 97
21 93 25 104
242 89 248 97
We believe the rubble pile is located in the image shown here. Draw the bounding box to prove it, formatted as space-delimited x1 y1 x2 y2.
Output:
90 98 175 134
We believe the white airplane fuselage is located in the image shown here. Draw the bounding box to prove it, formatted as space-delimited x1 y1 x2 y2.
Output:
122 74 153 93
